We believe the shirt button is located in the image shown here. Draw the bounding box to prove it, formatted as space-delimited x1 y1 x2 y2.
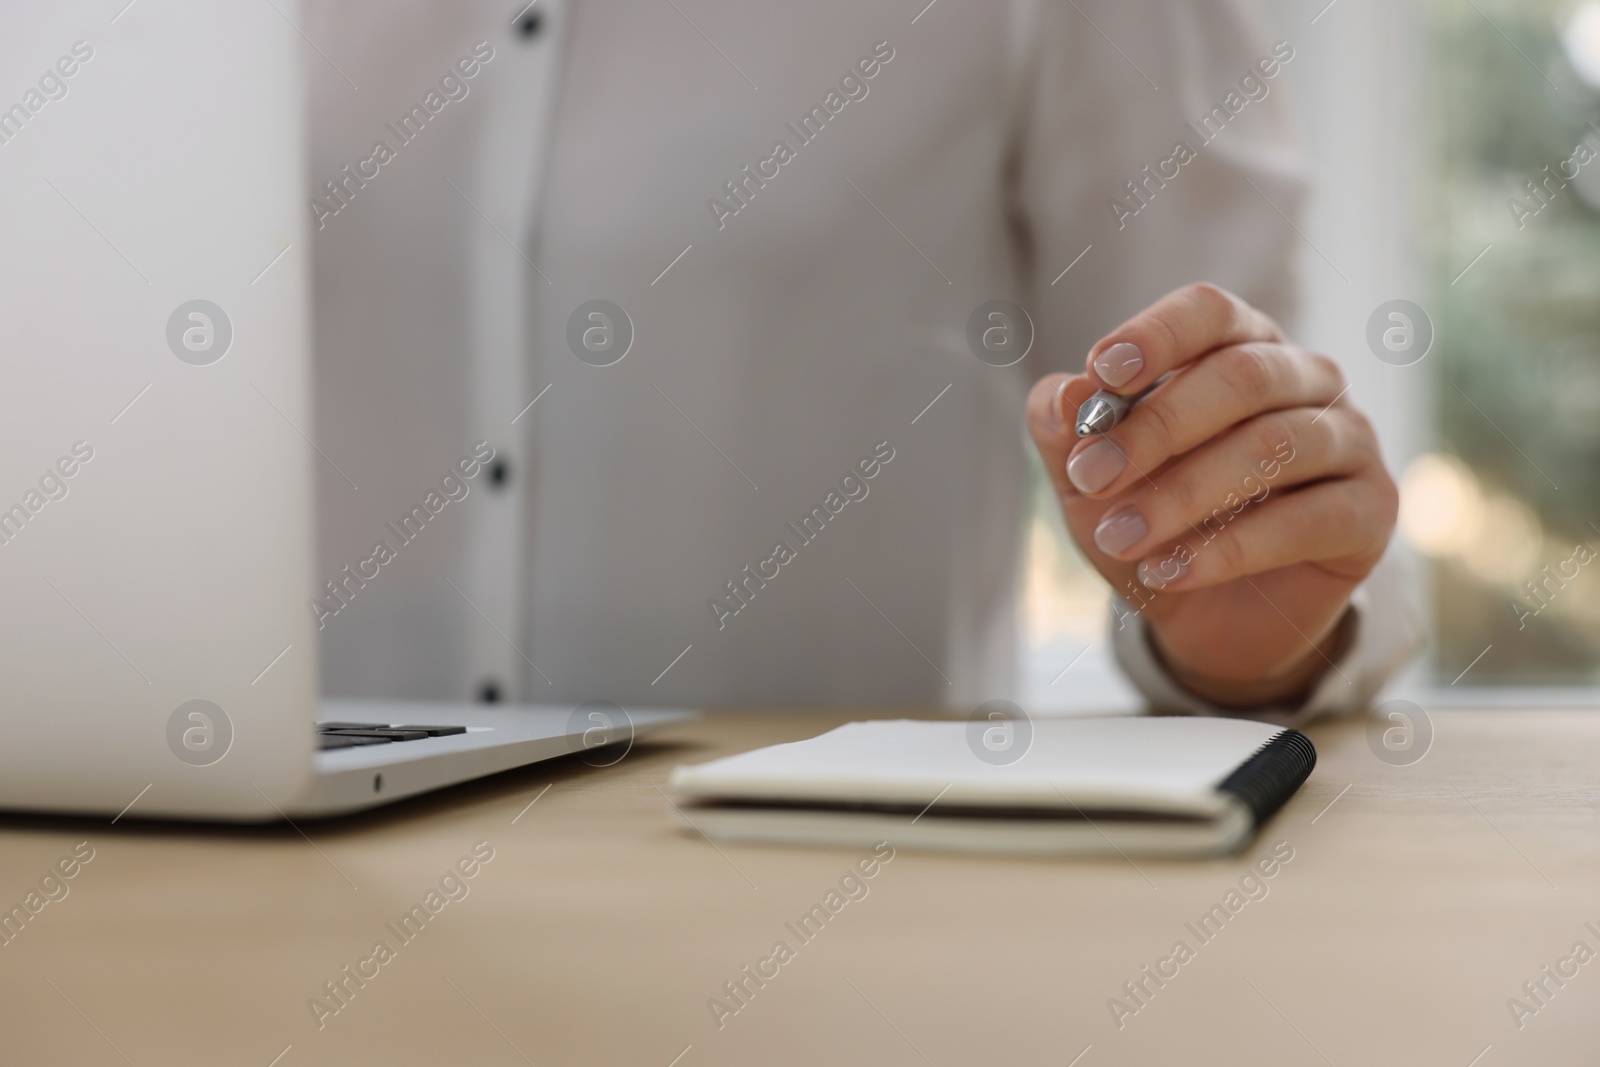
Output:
488 458 510 489
516 9 544 39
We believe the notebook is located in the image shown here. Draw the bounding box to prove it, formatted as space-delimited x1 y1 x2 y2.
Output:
666 717 1315 858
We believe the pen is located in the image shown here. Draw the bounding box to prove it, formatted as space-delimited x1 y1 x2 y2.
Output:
1075 383 1158 437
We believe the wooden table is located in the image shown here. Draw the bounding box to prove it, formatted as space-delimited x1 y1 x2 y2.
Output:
1 708 1595 1066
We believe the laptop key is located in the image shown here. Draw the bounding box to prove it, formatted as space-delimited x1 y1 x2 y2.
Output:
323 728 431 742
318 734 395 750
316 723 464 745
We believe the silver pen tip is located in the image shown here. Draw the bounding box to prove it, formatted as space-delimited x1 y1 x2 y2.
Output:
1074 399 1114 437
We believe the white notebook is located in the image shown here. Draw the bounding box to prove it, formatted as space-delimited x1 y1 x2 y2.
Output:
666 717 1315 858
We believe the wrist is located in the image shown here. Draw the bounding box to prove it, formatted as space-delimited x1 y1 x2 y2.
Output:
1148 609 1355 712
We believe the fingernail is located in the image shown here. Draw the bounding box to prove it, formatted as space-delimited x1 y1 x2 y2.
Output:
1093 504 1148 556
1138 555 1189 590
1049 379 1068 430
1093 342 1144 387
1066 439 1127 494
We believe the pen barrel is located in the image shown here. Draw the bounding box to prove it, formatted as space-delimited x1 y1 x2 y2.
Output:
1097 391 1135 423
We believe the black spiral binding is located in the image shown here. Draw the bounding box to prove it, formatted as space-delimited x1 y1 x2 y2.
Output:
1215 729 1317 827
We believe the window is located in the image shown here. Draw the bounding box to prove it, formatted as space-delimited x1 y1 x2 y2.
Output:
1409 0 1600 685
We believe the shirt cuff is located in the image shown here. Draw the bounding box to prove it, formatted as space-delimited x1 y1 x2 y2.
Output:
1108 553 1421 727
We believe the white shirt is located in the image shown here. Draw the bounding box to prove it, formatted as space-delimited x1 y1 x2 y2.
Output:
301 0 1413 715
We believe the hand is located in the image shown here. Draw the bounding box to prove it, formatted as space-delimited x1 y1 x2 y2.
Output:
1026 284 1399 709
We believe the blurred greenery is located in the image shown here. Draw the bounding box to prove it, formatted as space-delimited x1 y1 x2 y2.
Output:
1427 0 1600 682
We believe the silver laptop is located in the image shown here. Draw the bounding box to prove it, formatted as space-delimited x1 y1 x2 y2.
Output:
0 4 690 820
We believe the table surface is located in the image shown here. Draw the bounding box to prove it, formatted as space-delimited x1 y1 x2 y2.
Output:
1 707 1596 1066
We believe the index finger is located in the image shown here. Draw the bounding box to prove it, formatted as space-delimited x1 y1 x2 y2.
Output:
1084 283 1285 394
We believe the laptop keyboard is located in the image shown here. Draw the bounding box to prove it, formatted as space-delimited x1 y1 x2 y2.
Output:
317 721 468 750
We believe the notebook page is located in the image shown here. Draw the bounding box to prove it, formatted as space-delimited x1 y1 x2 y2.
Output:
668 717 1285 817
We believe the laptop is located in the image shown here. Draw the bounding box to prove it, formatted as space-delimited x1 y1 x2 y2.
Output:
0 4 690 820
